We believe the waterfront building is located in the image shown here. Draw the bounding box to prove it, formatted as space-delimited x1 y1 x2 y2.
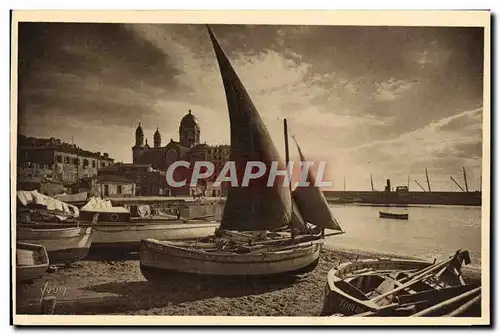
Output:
97 163 169 196
17 134 114 193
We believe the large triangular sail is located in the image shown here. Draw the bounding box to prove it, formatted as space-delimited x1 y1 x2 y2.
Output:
291 137 343 232
207 26 293 231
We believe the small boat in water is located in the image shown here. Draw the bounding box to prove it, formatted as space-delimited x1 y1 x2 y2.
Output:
17 224 93 265
320 249 481 317
379 211 409 220
139 26 343 281
16 242 49 282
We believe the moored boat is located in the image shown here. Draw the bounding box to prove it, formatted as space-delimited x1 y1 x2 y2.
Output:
77 197 220 251
16 242 49 282
17 224 93 265
320 249 480 317
140 26 343 281
379 211 409 220
83 218 220 251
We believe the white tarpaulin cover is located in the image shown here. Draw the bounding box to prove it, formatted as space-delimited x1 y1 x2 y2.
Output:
81 196 129 213
53 192 88 203
17 190 80 218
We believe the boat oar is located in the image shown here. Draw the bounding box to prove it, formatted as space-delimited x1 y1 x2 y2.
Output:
399 253 458 284
371 272 435 303
189 214 216 221
411 286 481 317
369 255 460 303
446 294 481 317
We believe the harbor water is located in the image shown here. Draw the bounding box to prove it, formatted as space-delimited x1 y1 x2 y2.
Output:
325 204 482 269
164 201 482 270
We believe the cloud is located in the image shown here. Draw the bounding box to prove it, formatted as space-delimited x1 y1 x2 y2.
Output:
408 47 452 70
374 78 415 101
17 23 485 192
339 107 483 190
290 106 390 130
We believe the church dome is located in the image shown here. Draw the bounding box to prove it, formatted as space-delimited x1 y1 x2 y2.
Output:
180 110 199 128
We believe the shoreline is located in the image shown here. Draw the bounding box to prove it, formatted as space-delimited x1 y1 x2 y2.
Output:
16 247 481 316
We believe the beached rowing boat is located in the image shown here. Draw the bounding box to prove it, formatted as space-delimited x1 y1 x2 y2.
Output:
140 233 323 278
83 219 220 251
17 224 93 265
72 196 220 251
16 242 49 282
320 250 479 316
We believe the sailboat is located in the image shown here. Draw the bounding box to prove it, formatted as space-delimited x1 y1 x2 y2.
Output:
139 25 343 279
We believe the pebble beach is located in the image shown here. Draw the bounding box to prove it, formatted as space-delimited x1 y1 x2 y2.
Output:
15 247 481 316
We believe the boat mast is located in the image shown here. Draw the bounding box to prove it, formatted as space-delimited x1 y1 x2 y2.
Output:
283 119 292 192
425 168 431 192
283 119 294 229
370 174 374 191
407 175 410 189
344 176 346 191
462 166 469 192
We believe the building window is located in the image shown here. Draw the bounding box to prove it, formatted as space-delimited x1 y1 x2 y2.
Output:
117 185 122 194
83 159 89 167
104 184 109 196
92 160 96 168
64 156 70 164
101 162 106 168
73 158 79 166
56 155 62 163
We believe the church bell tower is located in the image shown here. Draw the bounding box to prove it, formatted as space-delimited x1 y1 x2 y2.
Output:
132 122 144 162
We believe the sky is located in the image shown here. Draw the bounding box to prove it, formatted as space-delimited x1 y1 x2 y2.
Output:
17 23 485 191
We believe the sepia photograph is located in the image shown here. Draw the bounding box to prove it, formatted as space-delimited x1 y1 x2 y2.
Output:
10 10 490 326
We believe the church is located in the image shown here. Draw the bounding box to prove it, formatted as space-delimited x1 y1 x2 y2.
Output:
132 109 231 188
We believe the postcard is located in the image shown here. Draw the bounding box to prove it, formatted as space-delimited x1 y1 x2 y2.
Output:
11 10 490 326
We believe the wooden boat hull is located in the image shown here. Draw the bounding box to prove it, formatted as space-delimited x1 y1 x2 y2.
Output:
81 220 220 252
379 211 409 220
320 257 445 316
16 242 49 282
17 226 93 264
140 238 323 279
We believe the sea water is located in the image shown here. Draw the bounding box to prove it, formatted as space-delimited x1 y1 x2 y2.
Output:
325 205 483 270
